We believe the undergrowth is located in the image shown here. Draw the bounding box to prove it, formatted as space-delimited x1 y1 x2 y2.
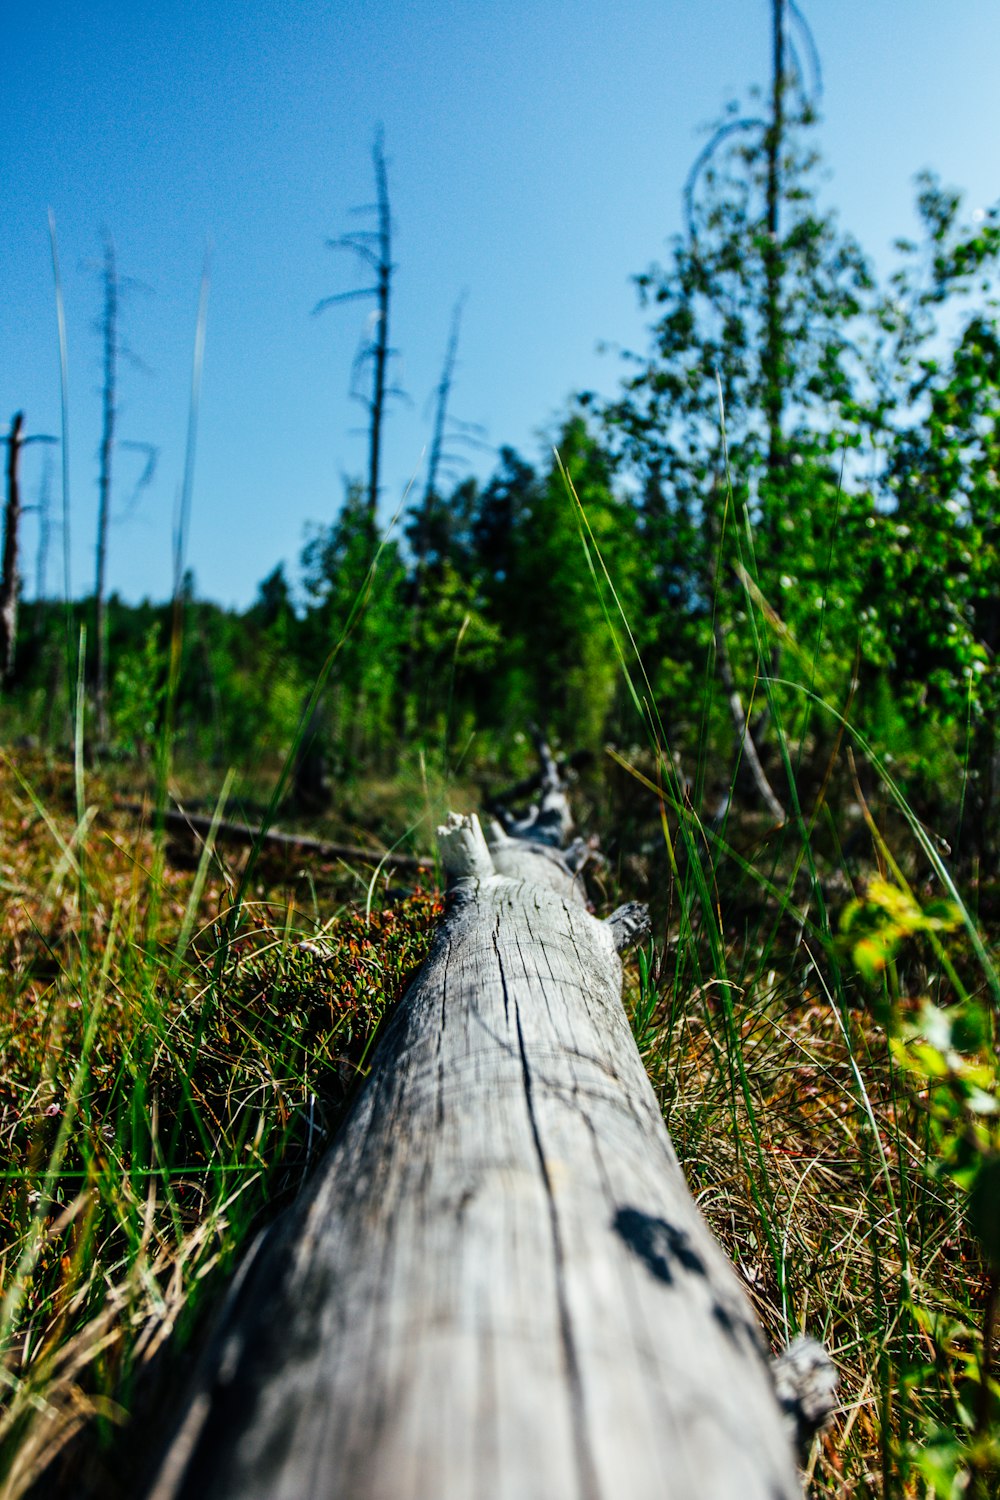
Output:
5 727 999 1497
0 748 442 1497
570 416 1000 1497
625 838 1000 1497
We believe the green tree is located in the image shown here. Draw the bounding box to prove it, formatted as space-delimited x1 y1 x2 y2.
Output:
401 475 500 747
860 180 1000 847
301 482 407 769
501 418 641 751
597 1 873 792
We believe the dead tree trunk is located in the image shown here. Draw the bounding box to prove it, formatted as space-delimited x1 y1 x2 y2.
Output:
314 130 396 524
366 137 391 522
762 0 786 487
94 235 118 744
713 619 786 824
149 755 808 1500
0 413 24 686
1 414 56 685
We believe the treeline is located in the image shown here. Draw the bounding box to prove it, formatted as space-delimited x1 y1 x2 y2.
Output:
7 344 996 845
5 420 641 773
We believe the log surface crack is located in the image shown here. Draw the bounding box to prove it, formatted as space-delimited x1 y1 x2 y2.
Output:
503 940 601 1500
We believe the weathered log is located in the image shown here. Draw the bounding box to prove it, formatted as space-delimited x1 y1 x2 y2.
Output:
483 747 593 823
149 791 804 1498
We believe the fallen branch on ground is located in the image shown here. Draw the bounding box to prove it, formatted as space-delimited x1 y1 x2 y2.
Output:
117 801 434 873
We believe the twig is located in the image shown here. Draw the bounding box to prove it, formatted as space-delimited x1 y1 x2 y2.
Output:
713 621 786 824
117 802 433 873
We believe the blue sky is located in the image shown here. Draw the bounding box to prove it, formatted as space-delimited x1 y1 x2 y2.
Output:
4 0 1000 609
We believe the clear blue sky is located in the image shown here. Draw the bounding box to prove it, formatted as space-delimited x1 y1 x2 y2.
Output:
4 0 1000 609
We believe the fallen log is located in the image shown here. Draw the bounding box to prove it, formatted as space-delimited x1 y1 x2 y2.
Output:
482 745 593 821
148 759 813 1499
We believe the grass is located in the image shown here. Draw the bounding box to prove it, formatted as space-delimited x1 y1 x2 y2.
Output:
2 494 999 1497
625 853 997 1496
0 746 442 1497
4 734 997 1498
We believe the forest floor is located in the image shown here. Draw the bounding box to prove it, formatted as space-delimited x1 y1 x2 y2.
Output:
0 742 996 1497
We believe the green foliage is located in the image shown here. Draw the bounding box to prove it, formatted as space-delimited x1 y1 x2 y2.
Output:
107 622 166 756
837 871 1000 1494
301 483 407 765
842 875 962 985
851 182 1000 845
502 418 642 749
582 73 1000 852
600 90 871 600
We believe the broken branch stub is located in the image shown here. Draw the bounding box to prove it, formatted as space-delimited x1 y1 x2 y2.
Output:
437 808 495 880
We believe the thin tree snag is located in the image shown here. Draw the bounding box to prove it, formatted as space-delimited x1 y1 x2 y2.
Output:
1 414 24 686
95 235 118 744
149 759 803 1499
763 0 787 483
1 414 56 686
314 129 396 524
713 620 786 824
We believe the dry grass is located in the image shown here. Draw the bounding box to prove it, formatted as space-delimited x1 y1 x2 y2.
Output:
619 773 1000 1498
0 747 442 1498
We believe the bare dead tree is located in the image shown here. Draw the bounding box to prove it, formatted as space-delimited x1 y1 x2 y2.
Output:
162 251 211 783
757 0 822 722
0 414 25 687
298 133 400 800
762 0 787 483
94 235 118 741
705 473 788 824
684 0 821 488
90 236 157 745
33 447 53 613
713 618 786 824
314 130 399 520
682 1 821 804
423 294 465 519
47 212 73 688
414 294 489 567
366 138 391 522
1 414 57 686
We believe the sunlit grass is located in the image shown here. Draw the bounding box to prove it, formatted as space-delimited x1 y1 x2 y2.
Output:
562 442 1000 1495
0 747 442 1497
